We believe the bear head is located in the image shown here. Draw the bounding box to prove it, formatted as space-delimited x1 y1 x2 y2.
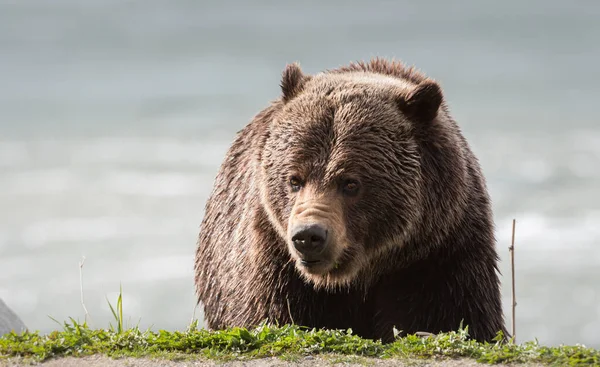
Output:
259 61 445 290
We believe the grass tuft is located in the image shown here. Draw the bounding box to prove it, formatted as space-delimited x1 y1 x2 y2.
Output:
106 283 124 334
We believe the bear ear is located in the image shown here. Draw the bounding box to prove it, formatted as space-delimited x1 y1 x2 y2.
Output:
398 80 443 122
280 63 311 103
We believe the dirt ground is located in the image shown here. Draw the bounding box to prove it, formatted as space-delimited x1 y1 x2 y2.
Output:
0 355 544 367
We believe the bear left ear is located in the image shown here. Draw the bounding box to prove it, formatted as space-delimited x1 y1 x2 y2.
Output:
280 63 311 103
399 80 443 122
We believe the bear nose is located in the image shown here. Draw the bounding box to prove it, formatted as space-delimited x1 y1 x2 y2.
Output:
291 223 328 257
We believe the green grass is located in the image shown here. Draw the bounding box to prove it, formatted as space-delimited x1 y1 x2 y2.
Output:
2 320 599 366
1 288 599 366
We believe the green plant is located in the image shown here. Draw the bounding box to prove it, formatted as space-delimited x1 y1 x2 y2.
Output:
106 284 124 334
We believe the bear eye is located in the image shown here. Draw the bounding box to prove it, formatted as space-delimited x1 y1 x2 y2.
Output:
342 179 360 196
289 176 303 192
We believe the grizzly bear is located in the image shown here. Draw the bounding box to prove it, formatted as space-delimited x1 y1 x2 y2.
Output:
194 58 508 343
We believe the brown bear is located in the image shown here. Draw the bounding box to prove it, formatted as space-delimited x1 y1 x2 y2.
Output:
194 58 508 343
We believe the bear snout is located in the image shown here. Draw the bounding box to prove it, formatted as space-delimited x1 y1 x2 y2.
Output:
290 223 329 260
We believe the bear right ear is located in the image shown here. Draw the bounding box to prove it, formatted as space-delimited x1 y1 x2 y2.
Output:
398 80 443 122
280 63 311 103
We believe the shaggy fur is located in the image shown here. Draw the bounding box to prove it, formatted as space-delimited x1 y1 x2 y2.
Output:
194 58 508 343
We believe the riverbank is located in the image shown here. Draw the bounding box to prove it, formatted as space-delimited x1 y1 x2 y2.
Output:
1 321 598 366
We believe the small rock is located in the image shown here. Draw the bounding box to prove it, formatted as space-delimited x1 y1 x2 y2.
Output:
415 331 435 338
0 298 27 336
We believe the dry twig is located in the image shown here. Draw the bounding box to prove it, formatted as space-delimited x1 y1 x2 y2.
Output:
509 219 517 342
79 256 92 325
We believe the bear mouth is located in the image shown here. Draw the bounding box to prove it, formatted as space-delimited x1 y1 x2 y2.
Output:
299 258 327 270
300 259 321 266
296 256 334 275
296 250 350 276
294 247 363 288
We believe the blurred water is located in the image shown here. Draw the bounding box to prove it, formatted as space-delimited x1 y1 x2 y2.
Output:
1 0 599 347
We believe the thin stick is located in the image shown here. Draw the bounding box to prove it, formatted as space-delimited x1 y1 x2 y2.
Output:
286 297 295 325
79 256 91 325
509 219 517 342
190 299 199 327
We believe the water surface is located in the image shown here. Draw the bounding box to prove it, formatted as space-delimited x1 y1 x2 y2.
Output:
1 0 599 347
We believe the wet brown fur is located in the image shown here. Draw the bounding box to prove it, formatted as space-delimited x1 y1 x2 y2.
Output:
194 58 508 343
